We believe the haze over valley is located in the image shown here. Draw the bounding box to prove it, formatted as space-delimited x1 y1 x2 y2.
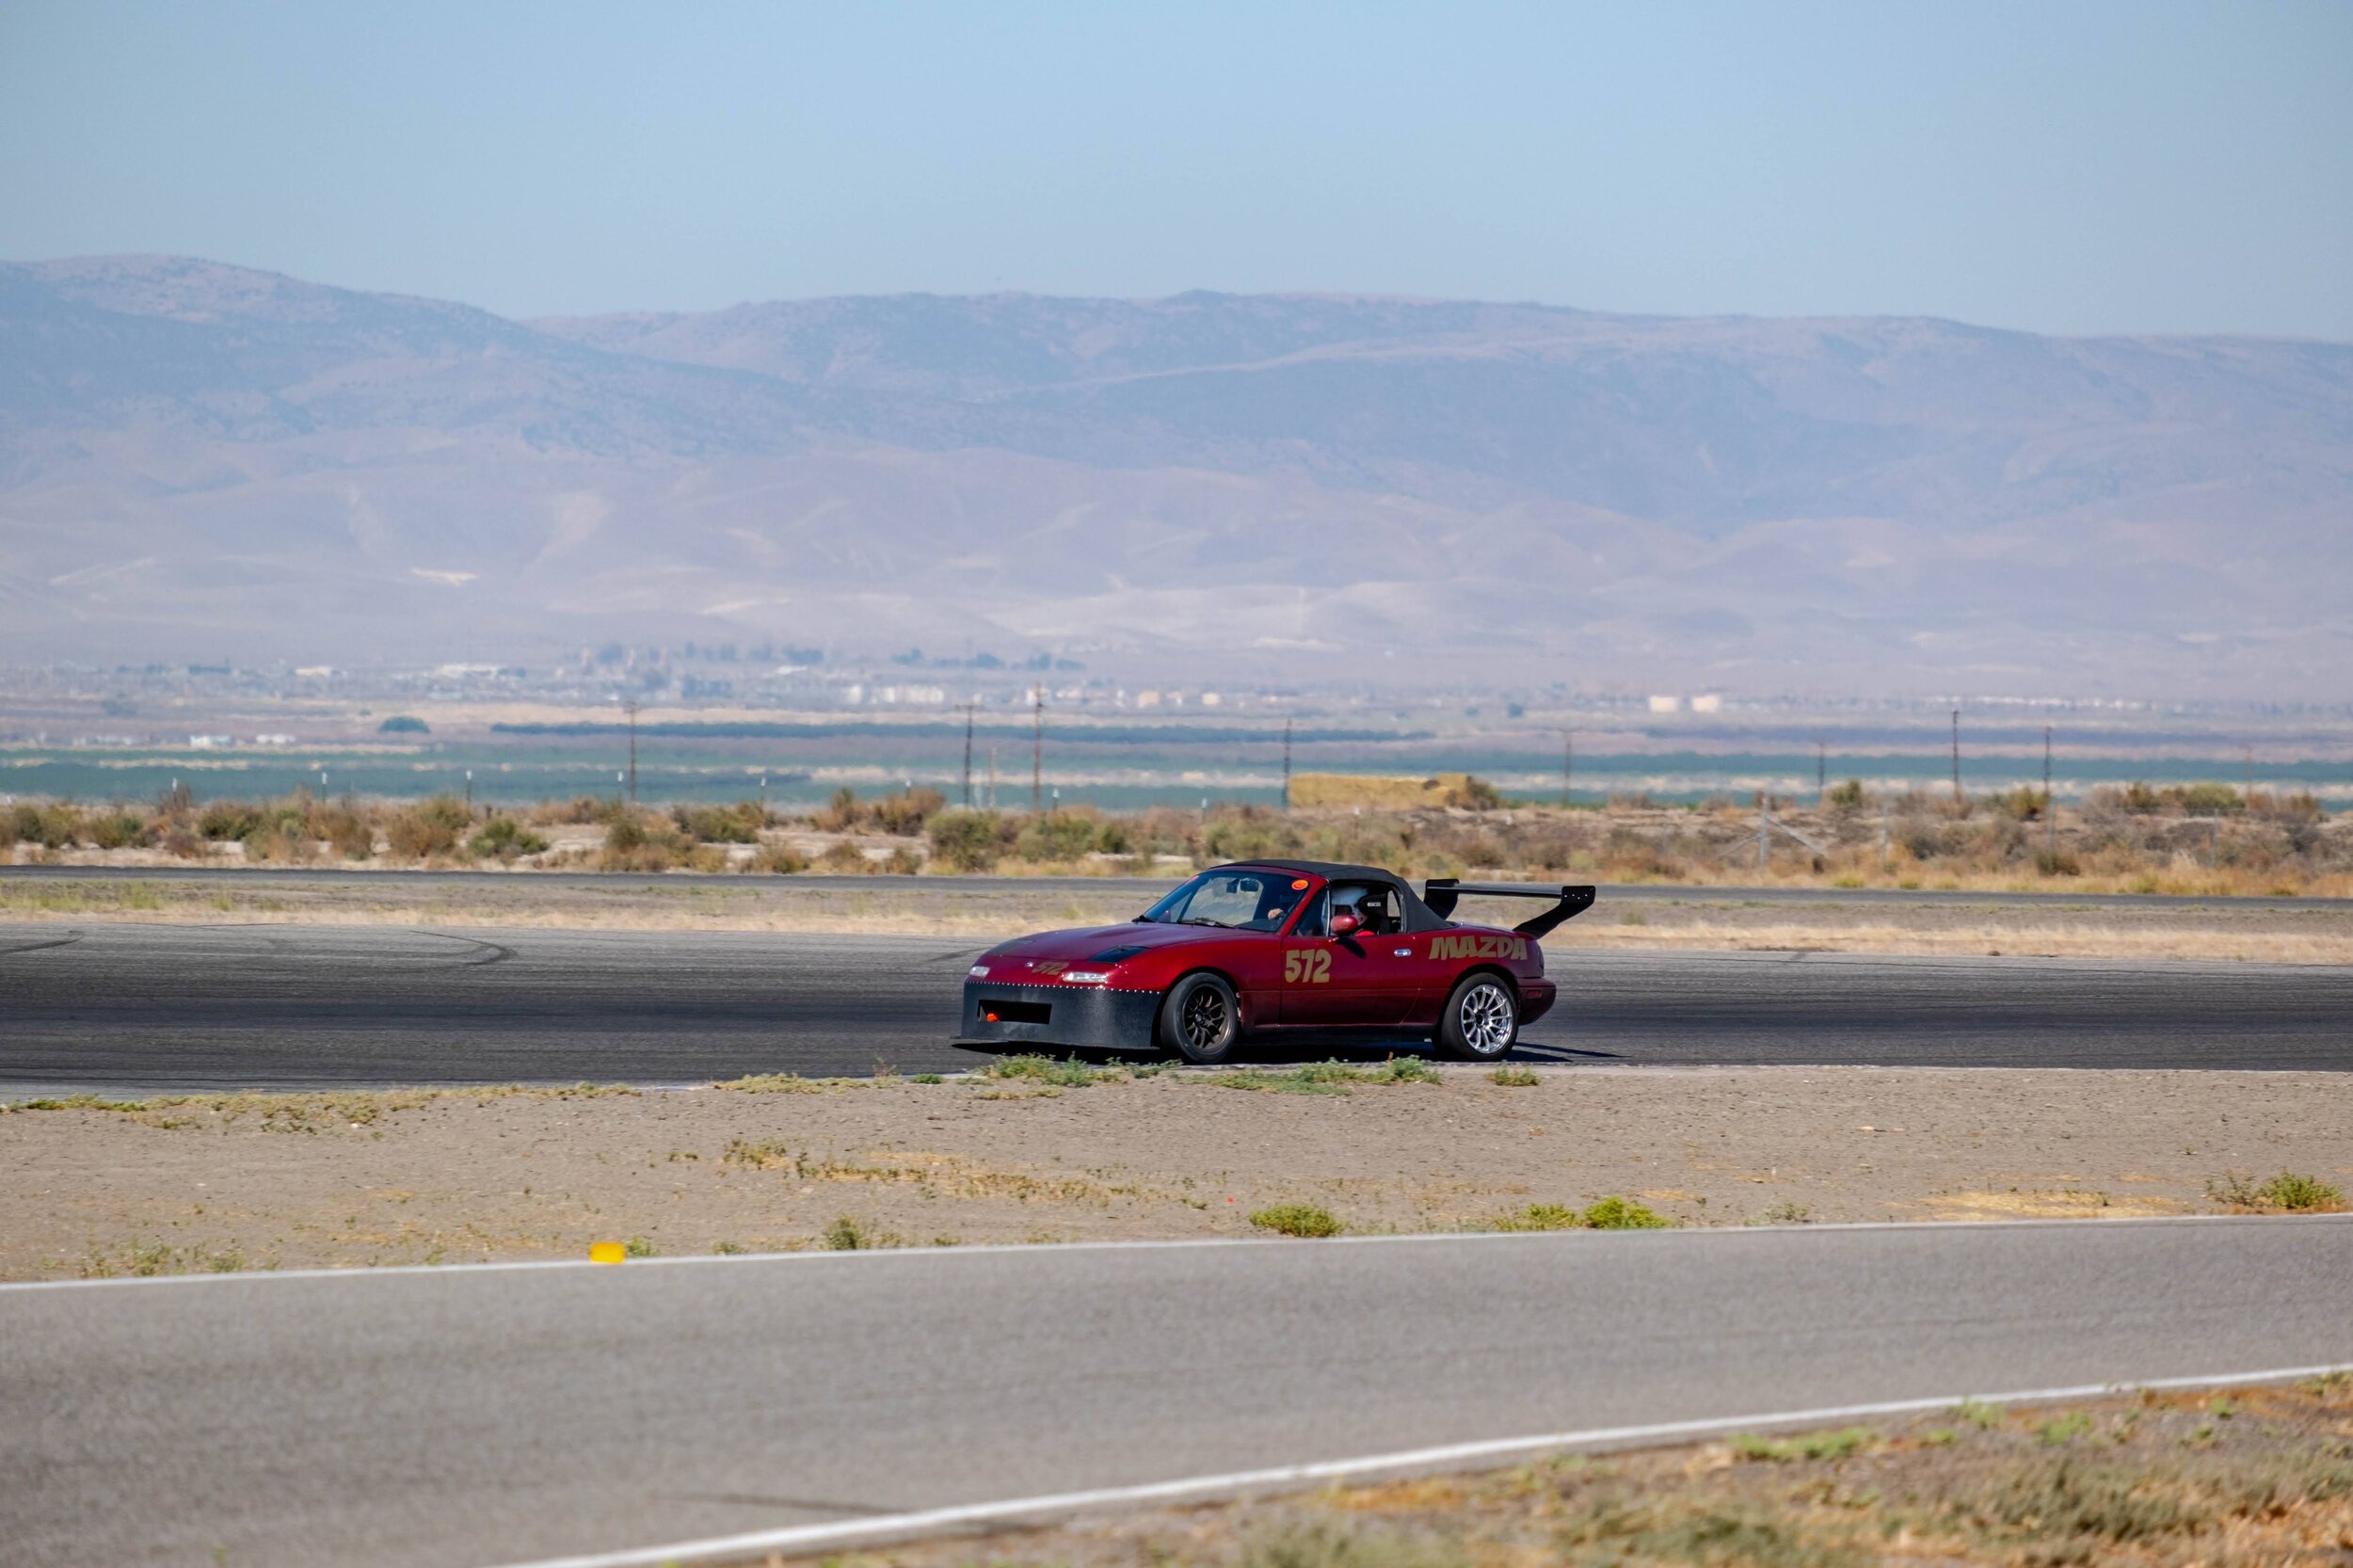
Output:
4 254 2348 700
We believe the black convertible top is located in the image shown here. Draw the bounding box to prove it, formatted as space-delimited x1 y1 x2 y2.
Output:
1210 860 1599 941
1211 859 1450 932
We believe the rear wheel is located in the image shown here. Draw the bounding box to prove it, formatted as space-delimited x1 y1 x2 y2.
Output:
1436 972 1518 1061
1158 972 1241 1064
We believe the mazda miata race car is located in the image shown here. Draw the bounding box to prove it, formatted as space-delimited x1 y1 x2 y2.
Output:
957 860 1595 1064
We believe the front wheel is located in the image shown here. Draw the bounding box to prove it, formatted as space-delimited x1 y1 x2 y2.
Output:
1436 973 1518 1061
1157 972 1241 1064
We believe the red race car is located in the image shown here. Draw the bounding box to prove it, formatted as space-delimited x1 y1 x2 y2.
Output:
957 859 1595 1064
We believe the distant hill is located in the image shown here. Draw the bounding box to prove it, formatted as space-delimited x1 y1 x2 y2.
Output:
3 254 2347 696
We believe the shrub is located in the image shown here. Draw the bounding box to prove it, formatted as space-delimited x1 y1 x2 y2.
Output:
1581 1195 1672 1230
673 802 760 843
817 840 872 872
1996 786 2047 822
824 1214 877 1251
1825 778 1866 810
197 802 263 841
600 808 693 871
2178 782 2244 815
243 828 318 864
872 787 946 836
386 795 472 859
984 1054 1114 1087
1495 1203 1582 1231
469 816 550 861
88 810 150 850
2034 849 2082 876
927 808 1003 872
376 714 429 733
752 841 809 874
810 787 862 833
1249 1203 1342 1239
1490 1066 1540 1086
8 802 83 848
529 795 608 825
316 806 376 859
2256 1172 2345 1212
1013 808 1108 863
1454 775 1505 810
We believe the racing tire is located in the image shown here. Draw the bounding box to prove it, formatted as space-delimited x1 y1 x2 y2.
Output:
1435 972 1518 1061
1157 972 1241 1064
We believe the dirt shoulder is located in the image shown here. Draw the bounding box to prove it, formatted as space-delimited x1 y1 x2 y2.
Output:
4 1065 2345 1282
765 1377 2353 1568
4 871 2351 961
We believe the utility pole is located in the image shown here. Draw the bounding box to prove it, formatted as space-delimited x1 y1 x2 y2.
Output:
1030 686 1044 814
1949 708 1961 805
1758 794 1771 873
986 745 998 811
961 702 975 808
2043 726 2056 857
1817 739 1826 793
1561 730 1574 808
624 698 640 806
1281 716 1294 811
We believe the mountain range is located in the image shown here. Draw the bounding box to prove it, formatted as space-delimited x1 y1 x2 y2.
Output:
3 254 2348 697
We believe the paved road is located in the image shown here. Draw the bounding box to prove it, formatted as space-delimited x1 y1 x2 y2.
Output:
7 861 2347 910
5 922 2350 1096
5 1220 2348 1568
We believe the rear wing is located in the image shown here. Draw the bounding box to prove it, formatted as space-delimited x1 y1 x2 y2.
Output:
1422 879 1598 941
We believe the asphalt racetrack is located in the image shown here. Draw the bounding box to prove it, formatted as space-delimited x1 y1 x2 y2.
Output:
4 920 2351 1095
6 1219 2350 1568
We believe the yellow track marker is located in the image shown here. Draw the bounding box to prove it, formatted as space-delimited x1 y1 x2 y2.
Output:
588 1240 626 1265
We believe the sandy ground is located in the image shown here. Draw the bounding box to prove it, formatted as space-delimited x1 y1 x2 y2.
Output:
5 1066 2345 1281
4 872 2351 961
770 1379 2353 1568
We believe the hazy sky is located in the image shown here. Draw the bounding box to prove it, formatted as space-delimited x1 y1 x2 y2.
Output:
4 0 2348 337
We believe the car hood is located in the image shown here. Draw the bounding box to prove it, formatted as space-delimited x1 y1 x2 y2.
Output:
979 921 1239 967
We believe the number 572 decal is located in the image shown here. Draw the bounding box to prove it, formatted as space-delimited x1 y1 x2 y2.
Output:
1284 948 1332 984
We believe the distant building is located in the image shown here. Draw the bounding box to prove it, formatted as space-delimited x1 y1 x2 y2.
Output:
1647 695 1682 714
1690 694 1722 714
1135 691 1162 709
188 734 232 748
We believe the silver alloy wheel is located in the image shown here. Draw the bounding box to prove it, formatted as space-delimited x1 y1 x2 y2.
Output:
1458 980 1514 1056
1181 984 1230 1052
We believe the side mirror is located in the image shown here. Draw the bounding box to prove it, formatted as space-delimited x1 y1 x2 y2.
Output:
1329 911 1363 938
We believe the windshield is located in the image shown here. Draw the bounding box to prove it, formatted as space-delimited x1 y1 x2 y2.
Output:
1138 869 1313 933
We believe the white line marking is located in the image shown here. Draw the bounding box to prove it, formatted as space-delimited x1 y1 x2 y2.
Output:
3 1210 2345 1293
489 1360 2353 1568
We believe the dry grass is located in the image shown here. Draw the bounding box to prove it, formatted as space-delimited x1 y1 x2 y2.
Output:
8 787 2351 896
5 871 2351 962
6 1066 2348 1281
787 1381 2353 1568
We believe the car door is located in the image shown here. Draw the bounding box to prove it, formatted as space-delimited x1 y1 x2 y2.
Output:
1279 883 1405 1028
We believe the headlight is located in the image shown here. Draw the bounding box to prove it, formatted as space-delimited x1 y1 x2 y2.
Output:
1059 969 1112 984
968 964 990 978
